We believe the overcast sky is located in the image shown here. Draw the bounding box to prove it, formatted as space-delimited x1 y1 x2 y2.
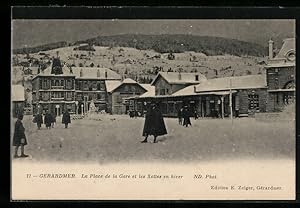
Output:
12 19 295 49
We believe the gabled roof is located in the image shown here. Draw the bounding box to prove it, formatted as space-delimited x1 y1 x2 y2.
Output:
140 84 155 97
106 78 147 93
12 85 25 102
122 78 137 84
194 75 267 93
151 72 207 85
105 80 122 93
275 38 295 59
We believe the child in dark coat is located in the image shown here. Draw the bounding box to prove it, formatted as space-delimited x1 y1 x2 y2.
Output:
13 114 29 158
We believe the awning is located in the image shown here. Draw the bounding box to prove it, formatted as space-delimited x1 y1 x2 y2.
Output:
126 90 237 100
196 90 237 96
268 89 295 92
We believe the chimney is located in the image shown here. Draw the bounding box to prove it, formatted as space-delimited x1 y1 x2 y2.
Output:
80 69 83 77
56 51 59 58
105 70 108 79
178 71 182 80
97 69 100 77
195 74 199 81
268 39 274 60
194 85 196 92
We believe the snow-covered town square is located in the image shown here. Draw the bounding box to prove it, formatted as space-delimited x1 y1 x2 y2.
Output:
11 18 296 200
12 110 295 163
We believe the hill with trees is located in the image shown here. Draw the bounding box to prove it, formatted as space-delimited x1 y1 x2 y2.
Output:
13 34 267 57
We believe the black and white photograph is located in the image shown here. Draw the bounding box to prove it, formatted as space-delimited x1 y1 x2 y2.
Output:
11 17 296 200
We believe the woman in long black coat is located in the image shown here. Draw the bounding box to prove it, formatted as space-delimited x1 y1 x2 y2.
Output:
13 114 29 158
182 106 192 127
141 103 167 143
62 110 71 128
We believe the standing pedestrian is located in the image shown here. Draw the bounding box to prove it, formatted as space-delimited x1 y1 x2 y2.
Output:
141 103 167 143
34 112 43 130
13 114 29 158
182 105 192 127
62 110 71 128
44 110 52 129
177 107 183 125
194 109 198 120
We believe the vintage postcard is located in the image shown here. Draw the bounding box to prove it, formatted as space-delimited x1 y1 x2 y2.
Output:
11 18 296 200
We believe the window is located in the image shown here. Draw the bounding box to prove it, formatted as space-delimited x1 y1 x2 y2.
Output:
248 94 259 110
160 89 165 95
124 85 129 92
79 81 82 90
66 80 73 89
42 79 47 89
116 95 122 103
84 81 88 90
195 75 199 81
60 80 64 86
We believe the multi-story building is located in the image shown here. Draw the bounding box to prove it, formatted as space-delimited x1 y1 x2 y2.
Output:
32 57 121 115
265 38 295 111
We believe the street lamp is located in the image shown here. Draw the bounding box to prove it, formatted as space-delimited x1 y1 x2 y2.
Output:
81 104 84 116
37 104 41 114
55 105 60 117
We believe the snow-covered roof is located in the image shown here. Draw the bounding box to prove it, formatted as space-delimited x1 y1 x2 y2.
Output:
140 84 155 97
71 67 121 80
172 85 198 96
105 80 122 93
194 75 267 93
122 78 137 84
106 78 147 93
151 72 207 85
12 85 25 102
34 66 121 80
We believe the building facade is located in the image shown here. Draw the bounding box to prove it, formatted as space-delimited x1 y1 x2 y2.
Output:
31 57 121 115
106 78 147 114
131 75 267 118
151 72 207 96
265 38 295 112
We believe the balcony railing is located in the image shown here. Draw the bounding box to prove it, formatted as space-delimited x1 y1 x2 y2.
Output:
51 86 64 89
51 97 65 100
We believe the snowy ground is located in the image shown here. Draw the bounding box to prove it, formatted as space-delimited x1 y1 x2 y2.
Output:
11 114 295 163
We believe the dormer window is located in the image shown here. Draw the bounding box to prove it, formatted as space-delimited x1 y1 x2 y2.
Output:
195 75 199 81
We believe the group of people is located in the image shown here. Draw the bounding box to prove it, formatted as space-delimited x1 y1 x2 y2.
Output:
177 106 192 127
33 110 71 130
